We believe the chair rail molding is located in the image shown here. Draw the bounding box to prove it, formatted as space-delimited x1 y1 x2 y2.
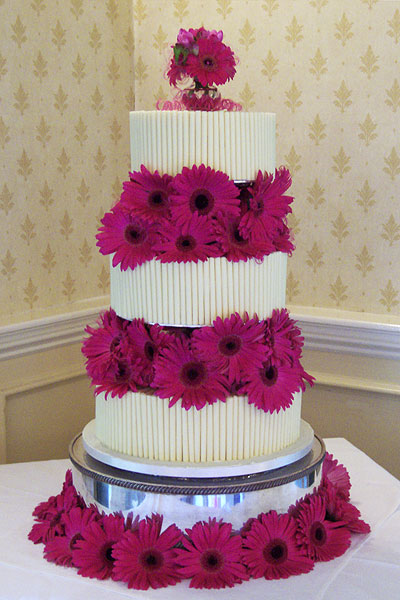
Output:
1 305 399 362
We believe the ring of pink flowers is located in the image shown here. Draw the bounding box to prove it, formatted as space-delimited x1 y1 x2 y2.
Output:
28 454 370 590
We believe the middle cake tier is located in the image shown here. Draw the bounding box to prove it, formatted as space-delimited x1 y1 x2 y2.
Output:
111 252 287 324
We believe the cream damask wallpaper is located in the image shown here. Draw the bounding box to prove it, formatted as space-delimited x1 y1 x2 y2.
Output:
1 0 399 326
133 0 400 318
0 0 133 325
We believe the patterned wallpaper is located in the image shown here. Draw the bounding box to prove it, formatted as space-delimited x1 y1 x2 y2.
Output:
0 0 133 325
1 0 399 326
133 0 400 317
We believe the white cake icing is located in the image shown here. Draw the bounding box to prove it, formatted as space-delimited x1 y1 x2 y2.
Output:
95 391 302 463
96 109 304 464
130 110 275 178
111 253 287 324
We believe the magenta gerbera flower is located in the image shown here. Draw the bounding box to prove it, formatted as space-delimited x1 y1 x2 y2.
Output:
242 359 299 413
96 205 158 271
73 513 126 580
44 506 99 567
214 213 275 262
112 514 183 590
154 212 220 263
170 164 239 225
121 166 173 223
82 309 129 381
127 319 172 386
319 479 370 534
185 36 236 87
294 494 351 562
239 167 293 241
265 308 304 366
175 519 248 589
29 486 82 545
153 336 229 410
322 452 351 500
192 313 266 384
93 353 147 399
241 511 314 580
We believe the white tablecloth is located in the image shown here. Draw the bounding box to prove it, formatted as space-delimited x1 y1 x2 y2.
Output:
0 438 399 600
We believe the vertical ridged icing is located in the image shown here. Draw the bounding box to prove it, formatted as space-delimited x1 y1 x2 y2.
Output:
95 391 302 463
110 253 287 324
130 111 276 178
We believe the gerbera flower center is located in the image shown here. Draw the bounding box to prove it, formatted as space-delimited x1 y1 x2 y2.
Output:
148 189 167 209
218 334 242 356
200 549 224 572
201 55 216 70
231 227 248 245
140 548 164 571
176 234 197 252
310 521 327 546
69 532 83 551
263 538 288 564
260 363 278 386
124 224 146 245
250 196 264 215
144 341 156 361
190 188 214 215
103 543 115 565
115 360 130 382
180 360 207 387
109 335 121 352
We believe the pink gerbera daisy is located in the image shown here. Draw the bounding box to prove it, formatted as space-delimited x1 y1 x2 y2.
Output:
242 359 299 413
93 352 147 399
192 313 266 384
241 511 314 580
73 513 126 580
294 494 351 562
239 167 293 241
44 506 99 567
265 308 303 366
96 205 158 271
272 220 295 254
175 519 248 589
154 212 220 263
112 514 183 590
319 479 370 534
322 452 351 500
153 336 228 410
185 36 236 87
127 319 172 386
82 309 129 381
29 486 82 545
121 166 173 223
215 213 275 262
170 164 240 225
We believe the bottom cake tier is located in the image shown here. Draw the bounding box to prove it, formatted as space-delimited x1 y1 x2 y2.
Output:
95 390 302 462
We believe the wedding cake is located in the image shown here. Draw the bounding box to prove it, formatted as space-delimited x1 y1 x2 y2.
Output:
29 28 369 591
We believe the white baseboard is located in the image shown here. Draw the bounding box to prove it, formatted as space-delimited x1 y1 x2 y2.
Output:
0 305 399 362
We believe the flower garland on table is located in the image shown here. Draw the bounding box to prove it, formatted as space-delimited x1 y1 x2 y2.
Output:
96 164 294 272
156 27 242 112
81 308 314 412
28 454 370 590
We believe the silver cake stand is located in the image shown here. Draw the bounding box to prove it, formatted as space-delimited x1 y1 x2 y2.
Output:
69 425 326 530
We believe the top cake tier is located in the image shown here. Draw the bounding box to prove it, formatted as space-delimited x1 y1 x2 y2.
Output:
130 110 276 178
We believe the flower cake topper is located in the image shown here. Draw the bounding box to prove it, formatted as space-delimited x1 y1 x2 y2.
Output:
157 27 242 111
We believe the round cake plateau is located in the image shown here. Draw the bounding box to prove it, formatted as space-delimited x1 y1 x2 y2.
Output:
82 418 315 478
69 429 325 530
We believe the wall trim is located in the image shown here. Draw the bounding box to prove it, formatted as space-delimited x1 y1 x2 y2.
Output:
0 306 399 362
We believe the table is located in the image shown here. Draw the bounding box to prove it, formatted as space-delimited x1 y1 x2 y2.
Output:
1 438 399 599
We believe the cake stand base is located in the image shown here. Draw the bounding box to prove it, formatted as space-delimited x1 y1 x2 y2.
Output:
69 431 325 530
